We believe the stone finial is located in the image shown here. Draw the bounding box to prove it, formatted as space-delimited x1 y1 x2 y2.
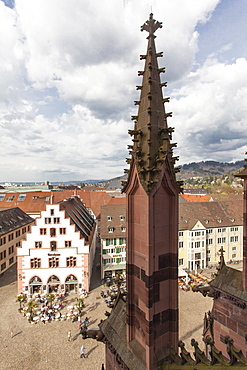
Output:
216 246 226 273
141 13 162 37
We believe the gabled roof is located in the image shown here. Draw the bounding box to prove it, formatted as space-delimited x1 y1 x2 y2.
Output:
0 207 34 236
58 196 95 243
179 200 243 230
101 204 126 239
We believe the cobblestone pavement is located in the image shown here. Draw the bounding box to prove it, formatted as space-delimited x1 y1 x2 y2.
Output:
1 256 241 369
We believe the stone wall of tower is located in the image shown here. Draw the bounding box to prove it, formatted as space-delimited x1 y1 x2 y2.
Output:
126 164 179 369
212 297 247 357
243 178 247 291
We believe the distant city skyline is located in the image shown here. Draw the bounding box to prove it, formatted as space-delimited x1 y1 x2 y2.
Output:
1 0 247 182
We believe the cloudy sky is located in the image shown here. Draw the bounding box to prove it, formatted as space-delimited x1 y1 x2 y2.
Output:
0 0 247 183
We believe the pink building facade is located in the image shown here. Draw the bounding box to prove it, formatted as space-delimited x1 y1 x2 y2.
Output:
17 197 96 295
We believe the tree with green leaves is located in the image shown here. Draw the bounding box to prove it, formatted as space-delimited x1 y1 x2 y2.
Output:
76 298 85 316
27 300 38 321
16 294 27 310
46 293 55 309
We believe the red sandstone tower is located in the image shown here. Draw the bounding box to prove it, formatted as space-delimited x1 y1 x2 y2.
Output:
236 162 247 292
203 162 247 357
123 14 181 370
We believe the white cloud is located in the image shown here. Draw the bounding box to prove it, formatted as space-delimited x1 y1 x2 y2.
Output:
2 0 247 182
170 57 247 163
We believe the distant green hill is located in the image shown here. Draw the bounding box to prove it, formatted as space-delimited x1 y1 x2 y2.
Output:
176 160 245 180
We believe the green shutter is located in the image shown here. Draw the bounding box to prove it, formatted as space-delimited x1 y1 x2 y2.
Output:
114 238 117 246
116 258 121 264
103 259 106 265
116 247 120 253
106 239 109 246
119 238 123 245
103 249 106 254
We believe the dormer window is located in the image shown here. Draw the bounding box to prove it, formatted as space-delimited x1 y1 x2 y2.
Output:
108 227 114 233
121 227 126 232
120 215 125 221
18 194 26 201
217 219 222 223
108 216 112 221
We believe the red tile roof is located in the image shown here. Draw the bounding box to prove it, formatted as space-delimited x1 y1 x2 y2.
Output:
180 194 211 202
0 189 112 218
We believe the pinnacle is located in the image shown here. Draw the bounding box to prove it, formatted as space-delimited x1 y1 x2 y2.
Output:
123 14 180 194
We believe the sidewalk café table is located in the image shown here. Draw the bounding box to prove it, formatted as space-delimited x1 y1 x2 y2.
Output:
67 305 73 310
101 289 108 298
44 316 49 322
110 286 118 292
33 316 39 322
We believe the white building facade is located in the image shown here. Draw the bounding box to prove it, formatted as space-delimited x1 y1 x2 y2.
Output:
17 197 96 295
100 203 126 279
178 200 243 270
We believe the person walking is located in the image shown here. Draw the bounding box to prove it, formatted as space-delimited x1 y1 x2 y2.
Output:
80 344 87 358
67 330 72 342
83 317 89 328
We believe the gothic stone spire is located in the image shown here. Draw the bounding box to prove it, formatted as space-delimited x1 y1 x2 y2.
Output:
123 13 180 194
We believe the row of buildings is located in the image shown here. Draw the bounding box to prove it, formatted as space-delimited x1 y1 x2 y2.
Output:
0 187 243 294
0 189 243 292
100 198 243 279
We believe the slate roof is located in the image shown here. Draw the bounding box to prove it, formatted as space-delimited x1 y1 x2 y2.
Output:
100 295 145 370
183 188 208 195
179 200 243 230
100 204 126 239
0 207 34 236
58 197 95 243
211 264 247 302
